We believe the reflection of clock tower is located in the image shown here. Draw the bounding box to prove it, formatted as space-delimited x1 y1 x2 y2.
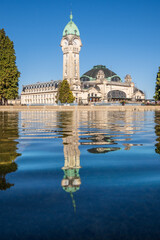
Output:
60 111 81 211
60 13 82 92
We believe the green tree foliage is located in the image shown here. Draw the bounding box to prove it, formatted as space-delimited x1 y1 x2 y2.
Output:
154 67 160 101
0 29 20 105
56 79 75 103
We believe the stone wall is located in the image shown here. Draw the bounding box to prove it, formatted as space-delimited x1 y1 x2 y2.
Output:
0 105 160 112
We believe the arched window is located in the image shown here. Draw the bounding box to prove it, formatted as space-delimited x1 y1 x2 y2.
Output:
107 90 126 99
111 76 121 82
80 77 90 82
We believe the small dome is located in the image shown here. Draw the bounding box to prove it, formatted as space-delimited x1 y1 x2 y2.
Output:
63 13 80 37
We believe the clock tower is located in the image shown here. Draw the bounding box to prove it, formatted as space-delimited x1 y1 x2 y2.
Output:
60 13 82 91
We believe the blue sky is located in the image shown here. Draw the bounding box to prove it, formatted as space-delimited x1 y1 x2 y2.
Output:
0 0 160 98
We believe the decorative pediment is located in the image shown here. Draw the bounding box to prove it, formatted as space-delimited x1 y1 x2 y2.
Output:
96 70 105 80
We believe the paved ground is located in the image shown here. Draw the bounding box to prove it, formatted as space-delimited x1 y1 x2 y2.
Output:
0 105 160 111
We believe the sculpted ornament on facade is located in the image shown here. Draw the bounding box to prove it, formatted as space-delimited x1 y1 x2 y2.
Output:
97 70 105 81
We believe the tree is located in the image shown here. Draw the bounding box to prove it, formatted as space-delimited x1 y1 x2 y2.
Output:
154 67 160 101
56 79 75 103
0 29 20 105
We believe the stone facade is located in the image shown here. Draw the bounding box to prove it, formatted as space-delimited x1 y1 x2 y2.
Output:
21 81 60 105
80 66 145 103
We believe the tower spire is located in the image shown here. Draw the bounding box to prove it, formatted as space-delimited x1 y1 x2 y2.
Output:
70 192 76 213
70 11 73 21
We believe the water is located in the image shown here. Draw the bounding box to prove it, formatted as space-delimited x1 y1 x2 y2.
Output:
0 110 160 240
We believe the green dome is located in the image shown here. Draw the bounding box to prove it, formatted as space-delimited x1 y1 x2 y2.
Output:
63 13 80 37
62 168 81 193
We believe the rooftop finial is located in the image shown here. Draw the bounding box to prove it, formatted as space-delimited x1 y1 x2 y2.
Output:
70 11 73 21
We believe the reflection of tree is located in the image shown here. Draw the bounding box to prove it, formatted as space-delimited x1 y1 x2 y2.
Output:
0 163 17 190
58 111 81 211
88 147 120 154
155 111 160 154
81 132 121 153
0 112 20 190
82 132 121 153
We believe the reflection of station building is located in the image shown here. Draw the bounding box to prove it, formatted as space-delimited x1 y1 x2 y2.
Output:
79 110 145 135
20 111 58 137
77 110 145 152
61 123 81 195
61 133 81 194
20 110 82 205
59 111 81 211
60 110 145 197
21 110 145 157
20 110 145 202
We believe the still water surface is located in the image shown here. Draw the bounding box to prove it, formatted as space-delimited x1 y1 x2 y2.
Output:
1 110 160 240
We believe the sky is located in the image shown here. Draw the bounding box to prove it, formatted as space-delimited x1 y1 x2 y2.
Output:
0 0 160 98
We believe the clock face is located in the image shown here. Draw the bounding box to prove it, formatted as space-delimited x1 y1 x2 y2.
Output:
73 39 78 45
64 39 68 46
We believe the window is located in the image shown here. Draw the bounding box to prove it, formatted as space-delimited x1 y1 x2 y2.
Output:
111 76 121 82
107 90 126 99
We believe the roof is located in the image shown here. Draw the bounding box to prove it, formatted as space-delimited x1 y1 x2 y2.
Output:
63 13 80 37
134 87 144 94
22 80 61 91
81 65 122 82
